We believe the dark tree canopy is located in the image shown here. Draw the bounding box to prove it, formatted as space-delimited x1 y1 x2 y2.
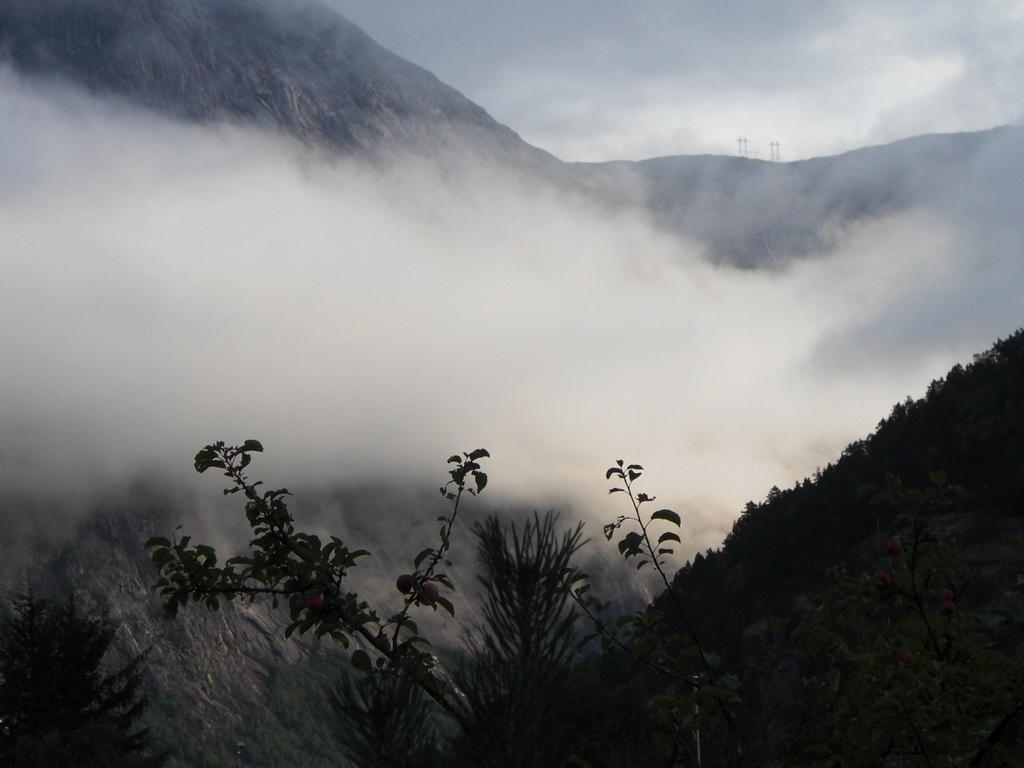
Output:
0 594 160 767
667 329 1024 654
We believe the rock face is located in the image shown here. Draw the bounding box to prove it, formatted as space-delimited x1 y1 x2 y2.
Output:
0 500 337 767
0 0 553 168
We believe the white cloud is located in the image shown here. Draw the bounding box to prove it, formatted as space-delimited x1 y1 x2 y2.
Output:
1 72 1022 566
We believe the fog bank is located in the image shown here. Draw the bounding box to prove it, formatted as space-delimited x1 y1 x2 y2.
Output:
2 71 1022 562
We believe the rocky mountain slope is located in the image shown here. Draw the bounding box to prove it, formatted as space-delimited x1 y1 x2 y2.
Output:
0 498 345 766
0 0 553 168
3 0 1020 267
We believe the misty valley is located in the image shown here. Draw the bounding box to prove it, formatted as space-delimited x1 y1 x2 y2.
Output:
1 1 1023 767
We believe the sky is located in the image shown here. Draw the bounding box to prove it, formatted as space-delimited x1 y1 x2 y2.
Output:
327 0 1024 161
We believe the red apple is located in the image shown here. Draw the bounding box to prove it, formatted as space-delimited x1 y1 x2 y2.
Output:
419 582 439 603
396 574 414 594
305 595 323 610
940 599 957 616
873 570 892 587
897 650 913 665
941 587 955 602
886 537 902 556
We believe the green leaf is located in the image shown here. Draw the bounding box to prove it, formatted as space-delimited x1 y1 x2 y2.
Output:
436 574 455 590
651 509 682 527
414 548 435 567
606 467 624 479
467 448 490 461
447 455 462 464
657 531 681 545
618 531 643 556
474 471 488 493
241 439 264 452
144 536 171 549
435 597 455 617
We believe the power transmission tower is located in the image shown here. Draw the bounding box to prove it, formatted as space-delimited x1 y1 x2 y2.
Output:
737 137 749 157
769 141 781 162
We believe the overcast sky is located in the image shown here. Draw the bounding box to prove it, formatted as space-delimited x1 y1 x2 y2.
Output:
327 0 1024 161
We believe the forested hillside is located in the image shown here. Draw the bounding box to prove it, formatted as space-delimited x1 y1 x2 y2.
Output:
667 328 1024 658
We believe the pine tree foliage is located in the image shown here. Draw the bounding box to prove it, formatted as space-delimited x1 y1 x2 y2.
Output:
0 594 160 767
332 672 438 768
330 512 585 768
449 512 584 768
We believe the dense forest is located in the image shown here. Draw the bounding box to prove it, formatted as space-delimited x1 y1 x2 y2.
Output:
670 328 1024 654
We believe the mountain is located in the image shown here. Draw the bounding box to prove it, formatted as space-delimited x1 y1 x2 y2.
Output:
571 125 1024 267
3 0 1021 267
0 0 553 168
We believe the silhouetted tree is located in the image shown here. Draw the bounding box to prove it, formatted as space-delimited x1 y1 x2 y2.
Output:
330 512 585 768
332 671 438 768
0 594 160 767
449 512 584 768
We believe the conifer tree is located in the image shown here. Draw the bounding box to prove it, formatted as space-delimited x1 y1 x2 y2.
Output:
449 512 584 768
0 594 160 767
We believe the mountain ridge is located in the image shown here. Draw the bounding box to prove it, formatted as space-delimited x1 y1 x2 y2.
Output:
3 0 1022 267
0 0 554 168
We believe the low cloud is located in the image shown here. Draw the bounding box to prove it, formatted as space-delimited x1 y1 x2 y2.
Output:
1 71 1021 578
